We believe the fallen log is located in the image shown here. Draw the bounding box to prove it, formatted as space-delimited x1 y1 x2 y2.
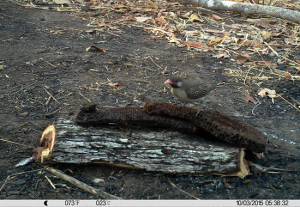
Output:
35 119 249 177
34 102 270 177
76 102 267 153
32 102 271 177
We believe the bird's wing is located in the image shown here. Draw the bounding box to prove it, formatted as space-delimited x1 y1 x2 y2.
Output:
186 84 215 100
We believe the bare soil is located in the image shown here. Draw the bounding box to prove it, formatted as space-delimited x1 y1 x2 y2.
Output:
0 0 299 200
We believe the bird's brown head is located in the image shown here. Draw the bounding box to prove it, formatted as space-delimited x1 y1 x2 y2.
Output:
164 76 183 88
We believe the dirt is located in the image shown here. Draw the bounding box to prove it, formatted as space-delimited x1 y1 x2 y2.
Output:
0 0 299 200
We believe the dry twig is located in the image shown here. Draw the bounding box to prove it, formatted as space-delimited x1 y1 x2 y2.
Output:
43 86 60 104
39 58 57 68
44 166 122 199
168 180 201 200
79 92 92 103
0 138 34 149
277 94 300 112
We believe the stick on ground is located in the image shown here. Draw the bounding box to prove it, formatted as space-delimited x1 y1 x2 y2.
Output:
44 166 122 199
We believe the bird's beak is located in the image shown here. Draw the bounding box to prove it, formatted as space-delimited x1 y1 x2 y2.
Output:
164 79 173 85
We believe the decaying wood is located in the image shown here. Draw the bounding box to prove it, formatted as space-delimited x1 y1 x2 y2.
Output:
76 103 267 153
45 118 249 177
144 102 268 153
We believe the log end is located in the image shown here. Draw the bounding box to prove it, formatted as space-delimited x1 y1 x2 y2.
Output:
33 124 56 163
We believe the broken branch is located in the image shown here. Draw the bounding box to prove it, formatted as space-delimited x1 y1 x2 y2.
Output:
178 0 300 23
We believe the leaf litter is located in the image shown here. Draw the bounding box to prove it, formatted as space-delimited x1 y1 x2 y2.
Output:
15 0 300 111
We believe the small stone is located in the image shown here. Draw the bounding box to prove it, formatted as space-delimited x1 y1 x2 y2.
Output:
81 6 90 11
278 64 285 70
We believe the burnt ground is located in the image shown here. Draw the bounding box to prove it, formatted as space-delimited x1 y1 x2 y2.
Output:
0 0 300 200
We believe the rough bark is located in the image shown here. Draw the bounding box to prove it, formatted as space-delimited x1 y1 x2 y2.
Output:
76 103 267 153
178 0 300 23
144 102 268 153
47 118 249 177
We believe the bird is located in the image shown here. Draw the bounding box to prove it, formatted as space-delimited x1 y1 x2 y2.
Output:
164 75 215 115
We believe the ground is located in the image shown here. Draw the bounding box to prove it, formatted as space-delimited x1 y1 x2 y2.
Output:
0 0 299 200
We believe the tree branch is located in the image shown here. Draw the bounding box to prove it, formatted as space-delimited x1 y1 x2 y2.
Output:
178 0 300 23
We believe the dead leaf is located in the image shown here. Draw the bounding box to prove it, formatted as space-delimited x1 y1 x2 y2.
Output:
258 88 276 99
173 29 184 38
147 0 158 10
258 89 267 98
261 31 272 41
245 92 258 105
145 19 155 25
207 37 223 47
53 0 70 4
236 54 249 64
221 33 231 38
211 14 223 20
182 41 212 50
181 11 193 19
284 72 291 80
284 38 294 45
108 82 124 87
242 41 253 46
86 45 106 52
155 17 167 25
122 15 137 23
135 17 152 22
273 69 291 80
155 17 168 25
190 14 204 22
213 51 229 59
